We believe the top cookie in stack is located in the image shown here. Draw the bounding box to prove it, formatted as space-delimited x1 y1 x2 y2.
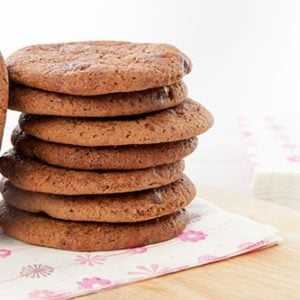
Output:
7 41 191 96
0 41 213 251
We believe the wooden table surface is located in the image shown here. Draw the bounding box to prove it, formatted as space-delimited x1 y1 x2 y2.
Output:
77 187 300 300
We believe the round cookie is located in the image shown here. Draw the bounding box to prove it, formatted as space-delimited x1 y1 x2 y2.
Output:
9 82 187 117
12 128 197 170
19 99 213 147
1 176 195 222
0 150 184 195
0 52 8 150
6 41 191 96
0 203 189 251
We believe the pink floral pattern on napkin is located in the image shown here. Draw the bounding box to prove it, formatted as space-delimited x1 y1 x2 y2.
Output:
127 246 148 254
178 230 207 242
77 277 112 289
0 197 281 300
197 255 220 263
128 264 175 276
74 254 106 266
0 249 11 259
28 290 71 300
20 265 54 278
238 240 267 251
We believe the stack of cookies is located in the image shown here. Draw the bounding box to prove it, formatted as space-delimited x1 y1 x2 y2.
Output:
0 42 213 251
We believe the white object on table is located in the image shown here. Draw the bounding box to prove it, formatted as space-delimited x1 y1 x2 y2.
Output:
238 115 300 209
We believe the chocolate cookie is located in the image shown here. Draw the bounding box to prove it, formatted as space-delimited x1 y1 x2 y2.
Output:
0 150 184 195
1 176 195 222
0 203 188 251
0 52 8 150
12 128 197 170
19 99 213 146
9 82 187 117
6 41 191 95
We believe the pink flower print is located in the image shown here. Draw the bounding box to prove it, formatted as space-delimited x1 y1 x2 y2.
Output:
238 240 266 251
127 246 148 254
74 254 105 266
28 290 70 300
20 264 54 278
178 230 207 242
0 249 11 259
189 212 202 224
128 264 175 276
77 277 111 290
287 155 300 163
198 255 219 264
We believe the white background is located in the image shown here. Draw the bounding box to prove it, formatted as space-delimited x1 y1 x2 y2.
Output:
1 0 300 194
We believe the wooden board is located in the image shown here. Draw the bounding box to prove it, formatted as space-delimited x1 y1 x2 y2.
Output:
76 187 300 300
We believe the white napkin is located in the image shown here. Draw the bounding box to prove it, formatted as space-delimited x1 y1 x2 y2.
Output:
238 115 300 209
0 197 282 300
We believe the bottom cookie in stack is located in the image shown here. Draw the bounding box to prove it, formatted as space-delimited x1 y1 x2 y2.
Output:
0 204 189 251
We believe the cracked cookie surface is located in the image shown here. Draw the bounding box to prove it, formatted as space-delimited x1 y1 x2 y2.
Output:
9 81 187 117
6 41 191 95
1 176 195 222
19 99 213 146
0 150 184 195
0 203 189 251
12 128 197 170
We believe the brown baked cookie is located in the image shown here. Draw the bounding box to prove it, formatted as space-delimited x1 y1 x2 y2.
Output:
9 82 187 117
0 52 8 150
1 176 195 222
0 150 184 195
0 203 188 251
6 41 191 96
12 128 197 170
19 99 213 146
